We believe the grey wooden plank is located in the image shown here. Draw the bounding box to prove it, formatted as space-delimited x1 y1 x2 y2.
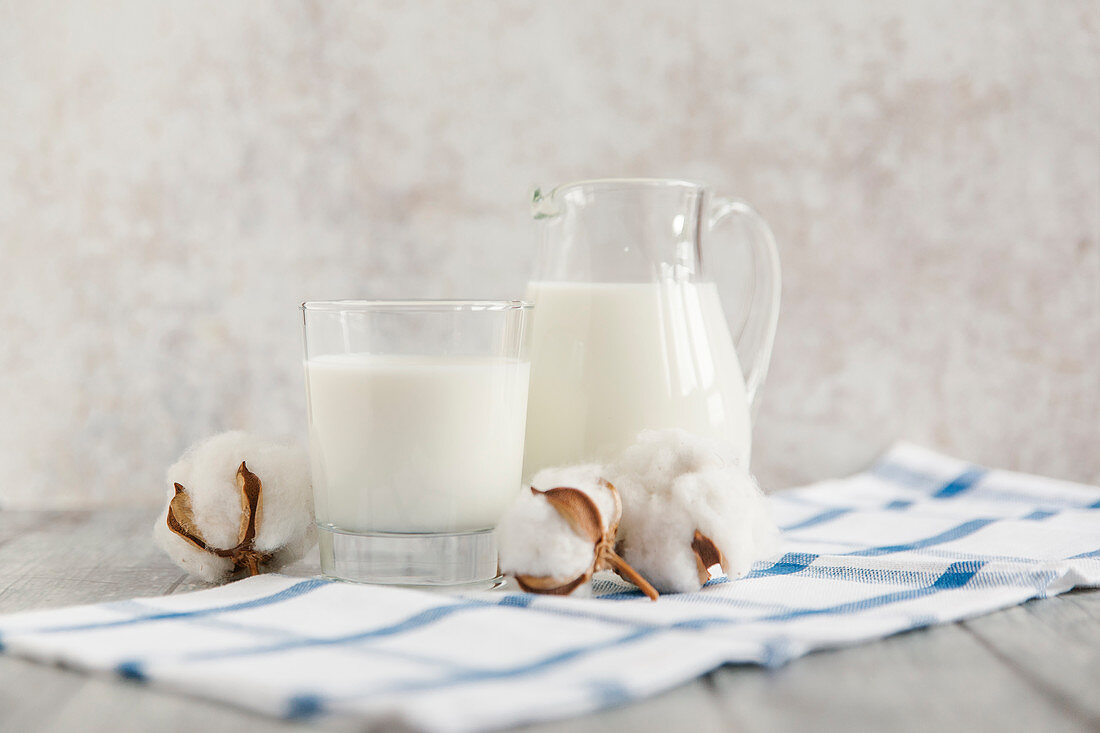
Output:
517 678 727 733
707 620 1090 733
961 588 1100 729
0 654 90 733
0 508 182 613
0 510 70 548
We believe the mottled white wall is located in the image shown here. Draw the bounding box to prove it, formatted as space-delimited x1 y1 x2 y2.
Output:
1 1 1097 507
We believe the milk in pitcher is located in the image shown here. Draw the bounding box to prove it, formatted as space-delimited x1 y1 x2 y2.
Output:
522 280 751 477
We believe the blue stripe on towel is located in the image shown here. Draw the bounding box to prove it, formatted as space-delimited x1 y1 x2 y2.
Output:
932 467 986 498
846 518 996 557
286 694 325 720
759 637 796 667
185 599 484 662
750 552 819 576
353 627 660 699
673 565 1058 615
755 561 984 624
28 579 328 635
582 552 817 600
116 660 146 681
591 553 821 600
587 679 632 706
781 507 853 532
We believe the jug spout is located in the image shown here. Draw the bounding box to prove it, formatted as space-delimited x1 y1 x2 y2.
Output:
530 186 560 220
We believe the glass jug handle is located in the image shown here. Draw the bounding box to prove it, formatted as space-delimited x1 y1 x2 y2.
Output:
707 197 782 420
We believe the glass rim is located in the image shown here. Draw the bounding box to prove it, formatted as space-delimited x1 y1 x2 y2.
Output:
301 299 532 313
544 177 706 199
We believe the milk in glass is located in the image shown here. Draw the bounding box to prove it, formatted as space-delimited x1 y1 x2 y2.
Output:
306 355 530 533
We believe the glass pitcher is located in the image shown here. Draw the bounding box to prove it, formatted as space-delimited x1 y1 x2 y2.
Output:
522 178 781 478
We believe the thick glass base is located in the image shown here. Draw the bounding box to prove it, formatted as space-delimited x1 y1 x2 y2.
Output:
318 525 502 589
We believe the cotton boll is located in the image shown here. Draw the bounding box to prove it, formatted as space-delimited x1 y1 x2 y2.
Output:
615 489 699 594
243 444 315 562
499 464 657 599
612 428 740 497
529 464 620 533
529 463 604 494
497 483 595 582
499 463 614 581
686 470 780 579
153 431 316 583
609 429 778 594
153 525 236 583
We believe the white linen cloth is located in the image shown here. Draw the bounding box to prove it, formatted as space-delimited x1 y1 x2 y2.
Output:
1 443 1097 732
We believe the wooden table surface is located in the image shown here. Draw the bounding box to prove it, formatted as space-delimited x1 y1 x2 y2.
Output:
1 508 1098 733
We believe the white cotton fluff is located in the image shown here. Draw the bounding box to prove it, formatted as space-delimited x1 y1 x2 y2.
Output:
153 431 316 583
497 464 615 593
608 429 779 593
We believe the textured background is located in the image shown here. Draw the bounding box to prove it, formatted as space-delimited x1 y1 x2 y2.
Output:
1 1 1097 507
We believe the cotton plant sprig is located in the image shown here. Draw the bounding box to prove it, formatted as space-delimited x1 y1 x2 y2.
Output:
499 430 779 598
154 431 316 583
165 461 268 575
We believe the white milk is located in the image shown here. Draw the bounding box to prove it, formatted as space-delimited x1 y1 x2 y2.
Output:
306 354 530 533
522 281 751 478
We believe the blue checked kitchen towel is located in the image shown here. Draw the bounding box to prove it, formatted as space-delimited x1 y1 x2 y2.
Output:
1 443 1098 732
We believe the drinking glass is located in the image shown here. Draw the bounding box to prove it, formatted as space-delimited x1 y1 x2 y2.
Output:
301 300 532 588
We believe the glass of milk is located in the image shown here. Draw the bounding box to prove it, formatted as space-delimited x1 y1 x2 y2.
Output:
301 300 532 588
